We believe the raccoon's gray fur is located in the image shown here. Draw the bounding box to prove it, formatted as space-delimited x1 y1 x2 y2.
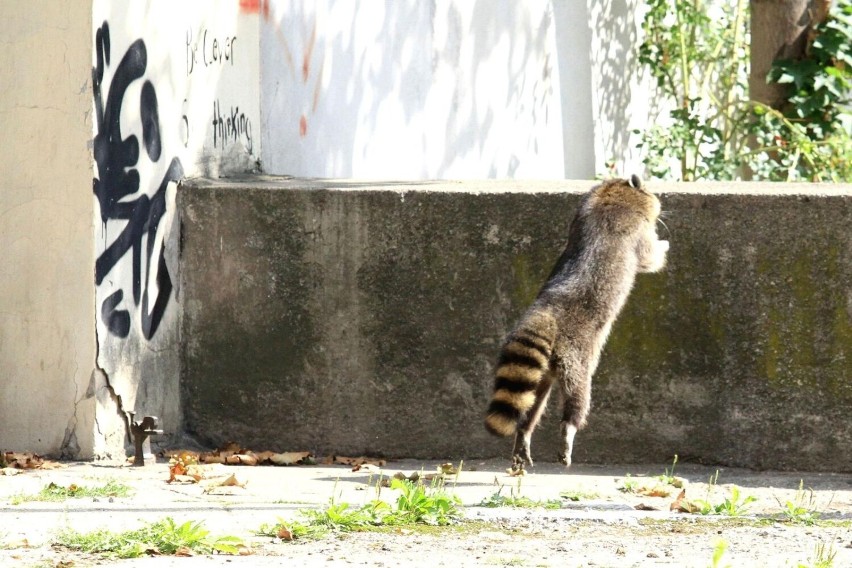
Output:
484 175 668 469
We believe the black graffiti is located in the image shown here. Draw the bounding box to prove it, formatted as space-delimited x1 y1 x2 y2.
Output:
93 21 183 340
212 99 253 153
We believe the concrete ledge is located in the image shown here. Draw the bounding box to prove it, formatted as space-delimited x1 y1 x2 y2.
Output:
177 176 851 471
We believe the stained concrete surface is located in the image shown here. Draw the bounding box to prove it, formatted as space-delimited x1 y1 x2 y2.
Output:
1 458 851 566
178 177 851 471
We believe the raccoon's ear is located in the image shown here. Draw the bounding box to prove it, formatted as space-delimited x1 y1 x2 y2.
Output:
628 174 643 190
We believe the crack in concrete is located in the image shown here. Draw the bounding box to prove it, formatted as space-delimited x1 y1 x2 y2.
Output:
86 301 132 459
59 328 83 460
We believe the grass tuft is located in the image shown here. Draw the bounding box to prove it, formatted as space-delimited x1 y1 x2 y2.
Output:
479 477 561 510
55 517 243 558
258 465 465 542
778 480 825 525
11 480 132 505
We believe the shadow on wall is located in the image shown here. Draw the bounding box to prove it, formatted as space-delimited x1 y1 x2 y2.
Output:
586 0 659 176
551 0 595 179
261 0 566 179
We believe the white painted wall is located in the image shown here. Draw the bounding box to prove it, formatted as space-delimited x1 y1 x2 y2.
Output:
586 0 656 177
0 2 95 457
90 0 261 457
261 0 569 179
259 0 654 180
0 0 658 459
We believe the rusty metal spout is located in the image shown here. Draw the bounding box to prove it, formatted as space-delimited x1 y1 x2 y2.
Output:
129 413 163 467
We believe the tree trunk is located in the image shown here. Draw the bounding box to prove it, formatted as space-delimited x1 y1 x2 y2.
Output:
749 0 831 109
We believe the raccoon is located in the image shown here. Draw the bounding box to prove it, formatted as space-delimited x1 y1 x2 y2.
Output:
484 175 668 469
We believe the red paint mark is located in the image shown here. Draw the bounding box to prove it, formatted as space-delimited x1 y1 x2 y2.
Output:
239 0 270 19
239 0 260 13
299 115 307 137
302 22 316 83
312 58 324 112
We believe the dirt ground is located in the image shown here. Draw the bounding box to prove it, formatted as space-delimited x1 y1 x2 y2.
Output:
1 459 851 567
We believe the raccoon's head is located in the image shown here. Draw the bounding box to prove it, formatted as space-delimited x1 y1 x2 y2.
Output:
583 175 661 230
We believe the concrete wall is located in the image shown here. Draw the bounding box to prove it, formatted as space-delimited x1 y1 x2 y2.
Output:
178 178 851 472
259 0 651 179
89 0 262 456
0 3 96 457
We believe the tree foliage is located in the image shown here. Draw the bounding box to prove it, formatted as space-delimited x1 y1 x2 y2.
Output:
636 0 851 182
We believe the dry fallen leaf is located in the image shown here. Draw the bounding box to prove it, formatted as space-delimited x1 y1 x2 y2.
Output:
277 527 294 541
163 450 200 462
168 462 218 484
2 451 60 470
634 503 660 511
169 475 200 484
380 471 423 487
226 453 258 466
205 486 246 496
168 462 188 483
200 473 246 491
199 442 242 464
352 463 382 474
175 546 193 557
200 454 227 465
506 467 526 477
269 451 312 466
670 488 701 513
254 451 275 464
638 485 673 498
333 456 386 467
168 444 316 468
439 462 459 475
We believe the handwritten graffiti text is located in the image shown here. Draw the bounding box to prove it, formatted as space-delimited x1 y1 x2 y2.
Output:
212 99 253 153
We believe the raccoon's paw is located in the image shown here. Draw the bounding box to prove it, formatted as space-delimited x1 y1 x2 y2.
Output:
512 451 533 470
557 452 572 467
640 239 669 273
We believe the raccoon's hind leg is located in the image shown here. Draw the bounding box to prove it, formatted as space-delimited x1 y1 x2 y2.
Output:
558 422 579 467
556 364 592 467
511 371 555 469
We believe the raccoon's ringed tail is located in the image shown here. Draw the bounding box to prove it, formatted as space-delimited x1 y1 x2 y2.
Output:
484 323 554 437
484 409 518 437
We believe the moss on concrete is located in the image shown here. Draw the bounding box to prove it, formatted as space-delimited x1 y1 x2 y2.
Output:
177 178 852 471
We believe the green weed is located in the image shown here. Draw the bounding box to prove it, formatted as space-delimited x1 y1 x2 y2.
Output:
617 473 640 493
256 518 326 541
618 458 685 496
559 489 599 502
711 539 732 568
375 477 464 525
479 477 560 510
259 467 465 542
11 480 132 505
798 540 837 568
656 454 683 487
694 472 756 517
55 517 243 558
303 500 374 531
778 481 824 525
697 485 756 517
